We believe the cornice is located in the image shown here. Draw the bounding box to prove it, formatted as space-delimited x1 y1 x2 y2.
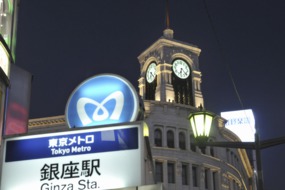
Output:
138 37 201 63
28 115 66 128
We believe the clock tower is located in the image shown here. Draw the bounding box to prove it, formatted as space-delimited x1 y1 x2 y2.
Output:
138 29 204 107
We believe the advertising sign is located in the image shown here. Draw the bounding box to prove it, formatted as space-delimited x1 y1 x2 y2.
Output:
5 64 32 135
221 109 256 142
1 123 144 190
65 74 139 128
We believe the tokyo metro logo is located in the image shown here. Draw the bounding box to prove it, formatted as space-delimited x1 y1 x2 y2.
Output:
65 74 139 128
77 91 124 125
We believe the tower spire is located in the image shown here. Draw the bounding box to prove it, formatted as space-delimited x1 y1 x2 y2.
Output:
165 0 170 29
163 0 174 39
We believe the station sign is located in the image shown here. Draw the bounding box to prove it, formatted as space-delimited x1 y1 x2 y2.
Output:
65 74 139 128
221 109 256 142
1 123 144 190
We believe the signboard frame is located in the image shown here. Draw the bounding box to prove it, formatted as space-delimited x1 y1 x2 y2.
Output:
1 122 145 190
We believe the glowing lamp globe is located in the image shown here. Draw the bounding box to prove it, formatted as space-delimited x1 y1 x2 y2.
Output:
189 109 215 145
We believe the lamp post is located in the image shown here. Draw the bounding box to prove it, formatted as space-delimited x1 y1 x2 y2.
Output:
189 107 285 190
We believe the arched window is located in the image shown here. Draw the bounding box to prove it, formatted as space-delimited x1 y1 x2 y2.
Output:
154 129 162 147
190 134 196 152
226 149 231 162
209 139 215 157
210 146 215 157
179 132 186 150
167 130 174 148
201 146 206 154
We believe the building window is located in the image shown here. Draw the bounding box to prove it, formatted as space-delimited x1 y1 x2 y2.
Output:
231 152 234 164
190 134 196 152
210 146 214 157
182 164 188 185
167 162 175 183
213 171 218 190
209 139 215 156
192 166 198 187
192 165 198 187
179 132 186 150
234 155 239 167
205 168 209 189
154 129 162 147
226 149 231 163
155 161 163 182
233 179 239 190
201 146 206 154
167 130 174 148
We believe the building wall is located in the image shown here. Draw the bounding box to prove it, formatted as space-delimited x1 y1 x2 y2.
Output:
143 100 253 190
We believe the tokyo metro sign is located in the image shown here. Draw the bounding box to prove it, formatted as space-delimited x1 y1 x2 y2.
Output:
65 74 139 128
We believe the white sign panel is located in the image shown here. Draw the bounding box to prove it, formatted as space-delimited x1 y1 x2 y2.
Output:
0 42 10 78
221 109 256 142
1 124 144 190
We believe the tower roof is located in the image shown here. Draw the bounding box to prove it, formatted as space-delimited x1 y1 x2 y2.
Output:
138 31 201 62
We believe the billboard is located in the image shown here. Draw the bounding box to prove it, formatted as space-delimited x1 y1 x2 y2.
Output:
221 109 255 142
65 74 139 128
5 64 32 135
1 123 144 190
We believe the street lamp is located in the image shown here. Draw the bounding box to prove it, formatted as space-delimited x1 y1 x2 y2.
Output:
189 107 285 190
188 106 264 190
188 107 215 150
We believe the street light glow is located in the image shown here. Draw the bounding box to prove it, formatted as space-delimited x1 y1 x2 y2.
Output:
189 109 215 139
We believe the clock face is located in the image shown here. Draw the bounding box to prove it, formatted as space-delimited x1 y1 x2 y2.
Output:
146 62 157 83
172 59 190 79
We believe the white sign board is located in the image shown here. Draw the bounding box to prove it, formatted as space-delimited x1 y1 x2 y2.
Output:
1 124 144 190
0 42 10 78
221 109 256 142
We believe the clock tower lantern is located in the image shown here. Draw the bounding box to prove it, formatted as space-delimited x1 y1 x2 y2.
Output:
138 28 204 107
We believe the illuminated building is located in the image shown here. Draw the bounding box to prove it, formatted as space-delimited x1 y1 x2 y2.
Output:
0 0 19 57
0 0 19 140
0 0 31 138
138 28 254 190
0 3 32 187
24 28 254 190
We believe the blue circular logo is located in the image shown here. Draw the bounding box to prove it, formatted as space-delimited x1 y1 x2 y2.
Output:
65 74 139 128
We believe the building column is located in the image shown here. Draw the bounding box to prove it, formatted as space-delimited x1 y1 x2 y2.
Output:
209 170 214 190
200 166 206 189
163 160 168 185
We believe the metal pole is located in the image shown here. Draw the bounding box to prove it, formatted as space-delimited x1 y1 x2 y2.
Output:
255 133 264 190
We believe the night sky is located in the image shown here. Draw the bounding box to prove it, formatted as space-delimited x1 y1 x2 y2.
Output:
15 0 285 189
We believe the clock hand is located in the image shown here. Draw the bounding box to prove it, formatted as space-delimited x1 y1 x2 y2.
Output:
179 68 188 75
